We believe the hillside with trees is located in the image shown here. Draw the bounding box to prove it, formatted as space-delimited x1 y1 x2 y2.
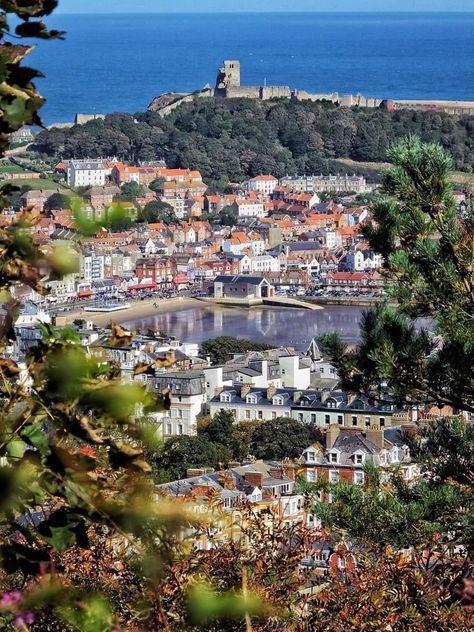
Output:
32 98 474 189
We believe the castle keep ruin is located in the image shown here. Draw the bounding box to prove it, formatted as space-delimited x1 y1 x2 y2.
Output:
147 60 474 117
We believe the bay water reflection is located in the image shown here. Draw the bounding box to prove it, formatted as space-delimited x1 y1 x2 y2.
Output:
125 305 365 350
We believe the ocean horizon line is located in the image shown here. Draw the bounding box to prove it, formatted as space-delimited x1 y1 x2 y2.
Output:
54 11 474 16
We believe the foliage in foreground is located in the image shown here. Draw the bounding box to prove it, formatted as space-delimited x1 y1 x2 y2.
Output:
321 137 474 414
0 1 472 629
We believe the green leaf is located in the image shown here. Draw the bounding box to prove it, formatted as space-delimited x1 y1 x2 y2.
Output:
37 509 88 551
6 439 25 459
21 422 51 456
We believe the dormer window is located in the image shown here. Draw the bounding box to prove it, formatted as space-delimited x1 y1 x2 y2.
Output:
220 393 231 403
246 394 258 405
327 398 337 409
353 452 365 465
273 396 284 406
329 451 339 464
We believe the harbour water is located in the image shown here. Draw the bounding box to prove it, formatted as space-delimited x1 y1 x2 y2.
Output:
29 12 474 125
124 304 364 350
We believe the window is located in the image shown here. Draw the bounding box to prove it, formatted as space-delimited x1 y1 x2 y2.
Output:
311 414 316 424
338 556 347 570
337 415 343 425
354 471 365 485
177 424 183 435
351 416 358 427
379 417 386 427
220 394 231 403
307 470 316 482
330 452 339 464
298 413 304 422
258 410 263 420
325 414 330 425
272 411 277 419
245 410 251 420
166 423 172 435
365 416 371 427
329 470 339 483
354 453 363 465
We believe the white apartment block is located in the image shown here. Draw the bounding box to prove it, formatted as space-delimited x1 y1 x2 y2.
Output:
233 199 266 218
67 160 107 187
248 255 281 274
248 175 278 195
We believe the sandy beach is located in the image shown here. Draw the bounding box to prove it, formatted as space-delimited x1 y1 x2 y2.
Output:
55 297 202 328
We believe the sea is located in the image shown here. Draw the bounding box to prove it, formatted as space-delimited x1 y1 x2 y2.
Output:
24 12 474 126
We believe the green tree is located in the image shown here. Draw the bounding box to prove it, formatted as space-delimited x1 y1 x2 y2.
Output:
198 410 234 448
200 337 273 366
219 205 236 227
153 435 231 482
321 137 474 414
138 199 177 224
45 192 71 211
120 180 146 198
250 417 311 460
149 177 165 192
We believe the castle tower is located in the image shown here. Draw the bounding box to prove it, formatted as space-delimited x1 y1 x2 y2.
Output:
216 60 241 94
223 60 240 87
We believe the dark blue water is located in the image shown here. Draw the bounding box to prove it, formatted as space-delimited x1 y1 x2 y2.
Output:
25 12 474 125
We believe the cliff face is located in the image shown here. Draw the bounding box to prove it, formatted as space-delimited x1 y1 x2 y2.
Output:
147 92 190 112
147 88 213 117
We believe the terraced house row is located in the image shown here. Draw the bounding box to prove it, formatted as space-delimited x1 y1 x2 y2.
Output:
209 384 409 429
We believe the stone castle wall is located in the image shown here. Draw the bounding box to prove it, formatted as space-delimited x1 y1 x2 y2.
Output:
147 60 474 117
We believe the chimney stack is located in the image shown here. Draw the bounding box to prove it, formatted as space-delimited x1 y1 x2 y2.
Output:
347 392 357 406
219 471 236 490
282 459 296 481
321 389 330 403
244 471 264 489
241 383 251 398
269 466 284 479
327 424 340 449
267 384 277 401
364 427 385 452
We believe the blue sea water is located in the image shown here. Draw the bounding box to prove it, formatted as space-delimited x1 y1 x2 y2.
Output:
24 12 474 125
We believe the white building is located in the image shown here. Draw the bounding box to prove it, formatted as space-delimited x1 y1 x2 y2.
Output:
148 371 206 437
279 355 311 390
232 199 266 219
44 273 78 303
210 385 293 423
248 255 281 274
67 160 107 187
247 175 278 195
80 250 105 283
345 248 384 272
